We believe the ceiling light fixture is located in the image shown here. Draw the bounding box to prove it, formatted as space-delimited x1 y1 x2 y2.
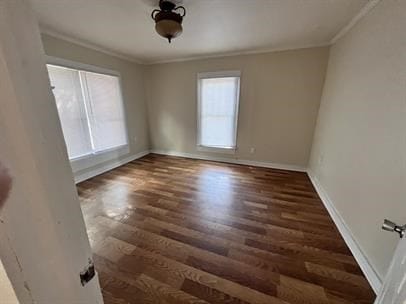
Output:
151 0 186 43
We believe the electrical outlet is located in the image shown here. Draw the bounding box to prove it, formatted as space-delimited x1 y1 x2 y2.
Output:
250 147 255 154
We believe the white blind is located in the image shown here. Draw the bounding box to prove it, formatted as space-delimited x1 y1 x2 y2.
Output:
198 76 240 148
47 65 92 158
83 71 127 152
47 64 128 160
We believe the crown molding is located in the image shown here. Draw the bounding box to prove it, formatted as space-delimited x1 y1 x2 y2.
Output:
330 0 382 44
40 26 144 64
38 1 381 66
145 43 330 65
40 27 330 66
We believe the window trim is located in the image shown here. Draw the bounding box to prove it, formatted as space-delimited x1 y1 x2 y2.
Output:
46 56 129 160
46 55 121 77
196 70 241 153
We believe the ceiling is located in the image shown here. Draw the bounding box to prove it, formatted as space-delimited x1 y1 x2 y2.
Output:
30 0 369 64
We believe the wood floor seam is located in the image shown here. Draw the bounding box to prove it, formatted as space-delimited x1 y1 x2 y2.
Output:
79 154 375 304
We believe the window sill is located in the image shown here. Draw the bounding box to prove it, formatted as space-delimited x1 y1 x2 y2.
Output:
69 144 129 162
197 145 236 155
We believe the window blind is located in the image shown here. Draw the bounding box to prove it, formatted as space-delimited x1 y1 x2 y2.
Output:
82 71 127 152
47 64 128 160
198 75 240 149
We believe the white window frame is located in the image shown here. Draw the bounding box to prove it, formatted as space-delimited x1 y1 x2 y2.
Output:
46 56 129 161
197 70 241 153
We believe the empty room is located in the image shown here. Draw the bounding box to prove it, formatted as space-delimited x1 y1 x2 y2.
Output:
0 0 405 303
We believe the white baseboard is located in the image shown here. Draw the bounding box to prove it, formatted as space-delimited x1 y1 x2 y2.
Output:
150 149 307 172
307 171 382 294
74 150 150 183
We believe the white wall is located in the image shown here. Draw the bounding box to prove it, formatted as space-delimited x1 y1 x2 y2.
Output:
145 47 329 168
0 0 103 302
309 0 406 281
41 34 150 182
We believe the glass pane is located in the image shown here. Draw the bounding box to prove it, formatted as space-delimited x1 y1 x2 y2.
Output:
199 77 239 147
47 65 92 159
82 71 127 152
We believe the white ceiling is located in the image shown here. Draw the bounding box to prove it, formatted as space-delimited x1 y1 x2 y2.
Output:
30 0 369 64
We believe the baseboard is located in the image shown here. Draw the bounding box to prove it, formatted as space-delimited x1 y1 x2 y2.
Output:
307 171 382 294
150 149 307 172
74 150 150 183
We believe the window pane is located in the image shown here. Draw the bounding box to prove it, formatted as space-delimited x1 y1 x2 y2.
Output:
82 71 127 152
47 65 92 159
199 77 239 148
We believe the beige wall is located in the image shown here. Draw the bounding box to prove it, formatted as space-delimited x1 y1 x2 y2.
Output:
41 36 329 170
309 0 406 279
145 47 329 168
41 34 149 179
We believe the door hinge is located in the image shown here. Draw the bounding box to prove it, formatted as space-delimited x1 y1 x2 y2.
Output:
80 258 96 286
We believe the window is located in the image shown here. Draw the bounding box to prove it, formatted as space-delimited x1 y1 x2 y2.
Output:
47 64 127 160
197 71 241 149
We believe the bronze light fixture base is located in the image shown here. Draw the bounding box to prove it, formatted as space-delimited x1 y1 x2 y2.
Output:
151 0 186 43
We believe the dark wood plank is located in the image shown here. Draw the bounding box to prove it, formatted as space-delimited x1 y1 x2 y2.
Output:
79 153 376 304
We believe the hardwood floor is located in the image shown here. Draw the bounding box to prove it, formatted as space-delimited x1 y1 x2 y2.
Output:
78 154 375 304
